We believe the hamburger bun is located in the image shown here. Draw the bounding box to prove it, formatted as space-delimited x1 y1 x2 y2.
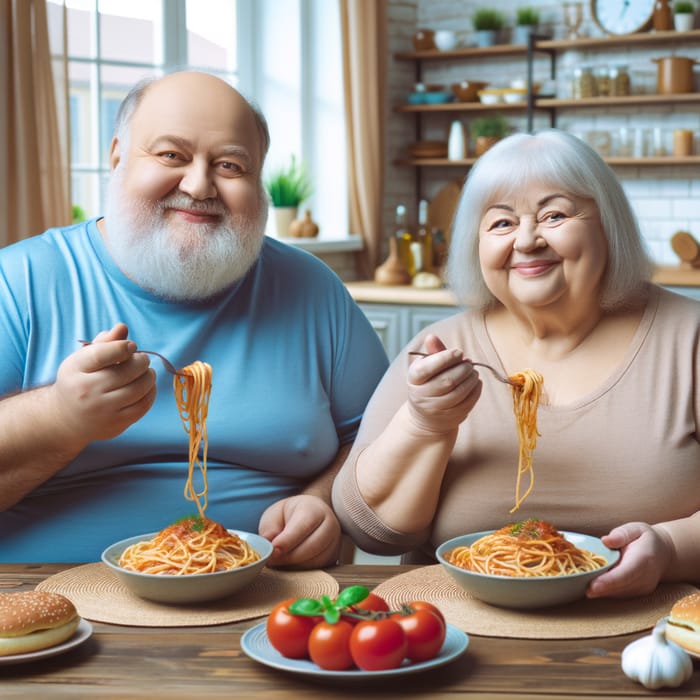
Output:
0 591 80 656
665 591 700 654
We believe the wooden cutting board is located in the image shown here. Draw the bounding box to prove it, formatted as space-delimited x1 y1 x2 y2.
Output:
428 179 463 243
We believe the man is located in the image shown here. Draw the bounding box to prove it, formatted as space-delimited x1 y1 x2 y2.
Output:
0 71 388 567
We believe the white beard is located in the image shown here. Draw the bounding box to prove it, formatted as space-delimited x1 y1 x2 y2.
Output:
103 171 268 302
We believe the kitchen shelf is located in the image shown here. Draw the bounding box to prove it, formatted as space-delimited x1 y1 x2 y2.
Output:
394 156 700 167
395 29 700 62
396 93 700 114
394 28 700 185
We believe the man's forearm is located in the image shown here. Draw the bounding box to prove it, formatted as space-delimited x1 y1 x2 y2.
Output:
0 386 85 510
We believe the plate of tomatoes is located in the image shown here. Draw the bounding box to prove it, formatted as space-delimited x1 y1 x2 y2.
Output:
241 586 469 680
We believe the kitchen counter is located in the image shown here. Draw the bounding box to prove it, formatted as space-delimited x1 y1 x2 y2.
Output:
346 265 700 307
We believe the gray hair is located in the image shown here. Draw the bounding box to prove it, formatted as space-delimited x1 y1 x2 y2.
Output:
446 129 653 311
112 73 271 161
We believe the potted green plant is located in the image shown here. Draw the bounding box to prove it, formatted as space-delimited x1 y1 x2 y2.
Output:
472 8 505 47
470 115 510 155
513 7 540 45
264 155 313 237
673 1 695 31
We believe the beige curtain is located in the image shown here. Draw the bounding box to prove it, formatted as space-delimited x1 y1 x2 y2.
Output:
339 0 387 279
0 0 71 248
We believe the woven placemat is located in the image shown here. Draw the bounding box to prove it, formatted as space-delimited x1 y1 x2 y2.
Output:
373 565 698 640
36 563 338 627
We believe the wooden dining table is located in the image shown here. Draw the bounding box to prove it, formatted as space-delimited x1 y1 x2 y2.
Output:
1 563 698 699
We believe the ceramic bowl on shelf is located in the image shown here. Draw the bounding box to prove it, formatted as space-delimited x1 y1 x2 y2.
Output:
434 30 458 51
451 80 490 102
412 28 435 51
423 91 453 105
478 89 504 105
407 140 448 158
502 88 528 104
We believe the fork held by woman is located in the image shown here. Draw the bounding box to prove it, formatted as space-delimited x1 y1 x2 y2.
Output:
408 351 515 385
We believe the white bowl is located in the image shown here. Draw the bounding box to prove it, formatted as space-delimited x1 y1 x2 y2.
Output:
503 89 527 104
436 530 620 610
102 529 273 604
434 30 458 51
478 90 503 105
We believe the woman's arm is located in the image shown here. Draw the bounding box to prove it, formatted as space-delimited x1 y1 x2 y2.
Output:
336 334 483 537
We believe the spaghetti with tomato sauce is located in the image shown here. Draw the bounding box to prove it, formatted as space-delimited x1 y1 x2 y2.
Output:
445 519 608 577
118 360 260 575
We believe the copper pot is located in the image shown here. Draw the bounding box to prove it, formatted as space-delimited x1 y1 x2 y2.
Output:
653 56 697 94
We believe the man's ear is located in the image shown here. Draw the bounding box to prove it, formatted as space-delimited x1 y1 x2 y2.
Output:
109 136 121 171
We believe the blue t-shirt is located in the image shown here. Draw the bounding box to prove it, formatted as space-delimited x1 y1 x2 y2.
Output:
0 219 388 562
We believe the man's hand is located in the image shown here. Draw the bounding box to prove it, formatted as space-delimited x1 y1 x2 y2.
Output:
258 494 342 569
49 323 157 448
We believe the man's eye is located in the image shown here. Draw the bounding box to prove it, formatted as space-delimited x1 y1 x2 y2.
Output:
219 161 244 174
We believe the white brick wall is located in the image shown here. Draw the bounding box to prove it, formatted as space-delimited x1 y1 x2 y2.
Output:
384 0 700 267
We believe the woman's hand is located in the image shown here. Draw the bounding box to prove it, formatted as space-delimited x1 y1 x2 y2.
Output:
586 522 674 598
406 334 482 436
48 323 157 448
258 495 342 569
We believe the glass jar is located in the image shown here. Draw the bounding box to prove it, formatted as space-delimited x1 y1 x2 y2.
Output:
594 66 611 97
573 65 596 99
609 65 631 96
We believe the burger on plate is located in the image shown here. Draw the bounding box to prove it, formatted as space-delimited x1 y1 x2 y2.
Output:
0 591 80 656
665 591 700 654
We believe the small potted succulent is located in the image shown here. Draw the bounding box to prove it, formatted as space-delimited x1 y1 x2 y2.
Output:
513 7 540 45
470 115 510 156
472 8 505 47
673 1 695 31
264 155 313 237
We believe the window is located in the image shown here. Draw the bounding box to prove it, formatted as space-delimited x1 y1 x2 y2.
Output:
48 0 347 239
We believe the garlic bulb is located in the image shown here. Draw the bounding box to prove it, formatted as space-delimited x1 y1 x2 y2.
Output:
621 622 693 690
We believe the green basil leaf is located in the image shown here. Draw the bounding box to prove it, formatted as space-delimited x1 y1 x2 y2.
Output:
289 598 324 616
324 607 340 624
335 585 369 607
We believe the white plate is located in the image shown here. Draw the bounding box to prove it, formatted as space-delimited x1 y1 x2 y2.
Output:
0 619 93 666
241 621 468 681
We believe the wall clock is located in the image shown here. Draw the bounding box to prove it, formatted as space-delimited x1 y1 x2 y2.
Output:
591 0 656 35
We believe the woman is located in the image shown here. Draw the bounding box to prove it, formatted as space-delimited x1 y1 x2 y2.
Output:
332 130 700 598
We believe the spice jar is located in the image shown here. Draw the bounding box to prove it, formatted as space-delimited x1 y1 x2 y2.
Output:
609 65 631 96
573 65 596 99
595 66 611 97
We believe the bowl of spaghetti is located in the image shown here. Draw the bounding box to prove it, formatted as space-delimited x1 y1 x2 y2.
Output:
101 516 273 604
436 520 620 609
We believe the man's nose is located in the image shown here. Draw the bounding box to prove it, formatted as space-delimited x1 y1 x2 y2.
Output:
178 160 216 200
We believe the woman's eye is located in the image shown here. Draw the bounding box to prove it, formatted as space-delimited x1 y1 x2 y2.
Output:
489 218 513 230
542 211 566 223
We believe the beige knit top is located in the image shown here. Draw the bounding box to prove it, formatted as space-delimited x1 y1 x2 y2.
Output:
332 285 700 560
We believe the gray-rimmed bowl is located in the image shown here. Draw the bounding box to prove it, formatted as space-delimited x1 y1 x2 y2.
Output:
436 530 620 610
101 529 273 604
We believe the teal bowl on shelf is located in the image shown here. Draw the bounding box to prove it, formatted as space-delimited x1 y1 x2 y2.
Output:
423 91 453 104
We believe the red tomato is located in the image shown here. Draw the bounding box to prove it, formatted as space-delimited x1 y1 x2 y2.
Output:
266 599 319 659
405 600 446 626
308 620 355 671
391 608 446 662
349 619 408 671
353 591 390 613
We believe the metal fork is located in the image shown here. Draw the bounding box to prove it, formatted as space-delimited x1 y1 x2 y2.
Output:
408 351 516 386
78 340 187 376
